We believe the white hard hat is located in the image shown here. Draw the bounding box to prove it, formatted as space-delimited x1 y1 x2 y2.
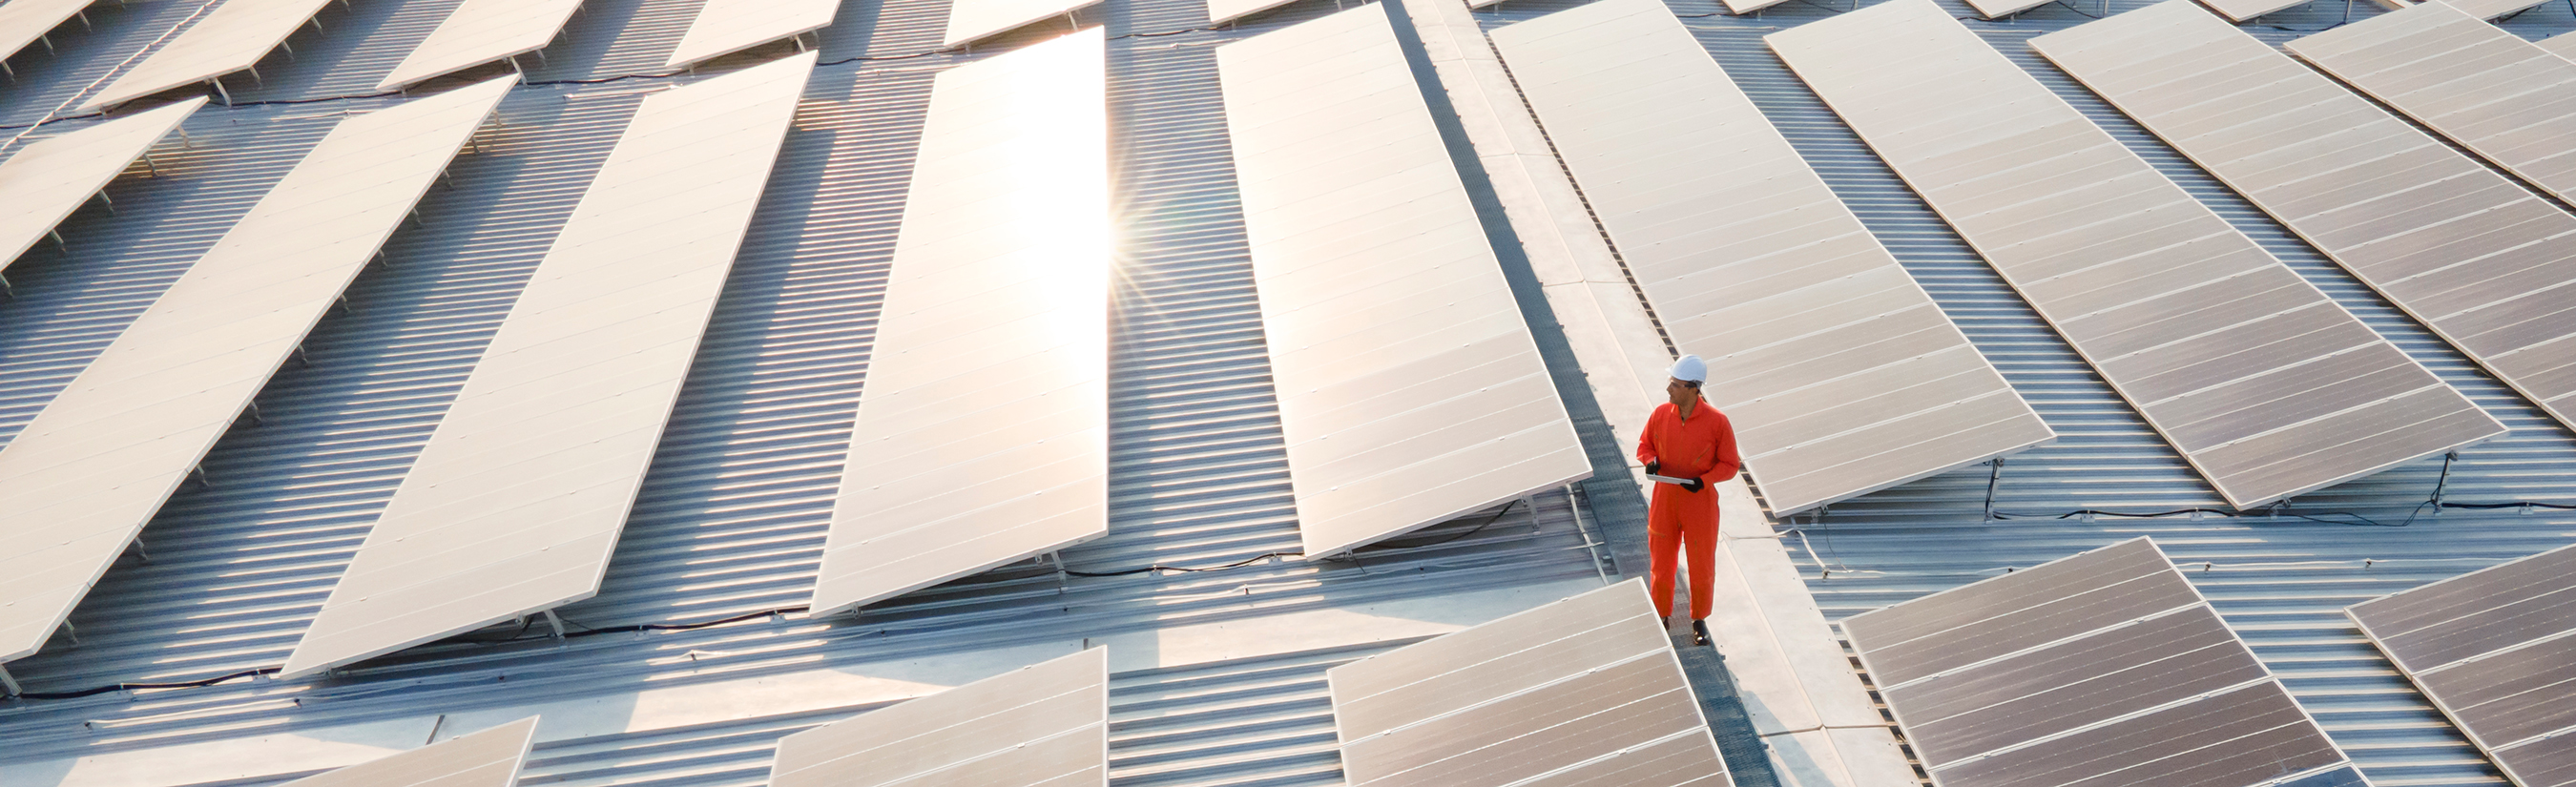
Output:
1670 354 1707 384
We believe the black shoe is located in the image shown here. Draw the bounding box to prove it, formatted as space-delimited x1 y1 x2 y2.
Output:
1691 619 1712 647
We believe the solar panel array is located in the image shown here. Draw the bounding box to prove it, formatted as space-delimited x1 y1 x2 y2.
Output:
0 97 200 278
284 716 540 787
0 0 96 73
78 0 337 111
809 29 1108 619
666 0 840 71
1329 578 1731 787
2349 545 2576 787
768 648 1109 787
2288 3 2576 208
1489 0 2051 517
1766 0 2502 510
377 0 585 91
2036 0 2576 435
943 0 1099 49
1843 537 2369 787
1216 3 1590 558
280 55 815 678
0 78 509 667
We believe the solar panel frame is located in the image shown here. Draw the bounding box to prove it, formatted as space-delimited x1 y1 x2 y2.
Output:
806 29 1107 619
663 0 840 71
377 0 585 91
279 56 814 679
1328 578 1732 787
282 716 539 787
2034 0 2576 435
1766 0 2501 510
941 0 1101 50
0 97 200 275
0 0 96 70
0 79 509 667
767 648 1108 787
1487 0 2051 517
1844 537 2368 787
2348 544 2576 786
76 0 338 112
2288 3 2576 208
1217 3 1591 559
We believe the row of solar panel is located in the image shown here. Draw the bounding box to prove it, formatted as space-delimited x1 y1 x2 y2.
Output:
0 1 1597 685
242 578 1728 787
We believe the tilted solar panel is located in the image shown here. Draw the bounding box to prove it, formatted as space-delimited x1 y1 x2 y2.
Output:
2036 0 2576 436
808 29 1108 619
0 97 201 278
78 0 337 112
1844 538 2369 787
665 0 839 71
1767 0 2501 510
1216 3 1590 558
1490 0 2051 517
0 79 509 669
280 55 815 678
1330 578 1731 787
0 0 96 74
2350 545 2576 787
942 0 1100 49
767 648 1108 787
2289 3 2576 207
377 0 584 91
282 716 539 787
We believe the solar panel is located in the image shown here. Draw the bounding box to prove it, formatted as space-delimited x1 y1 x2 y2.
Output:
942 0 1098 49
664 0 839 71
1207 0 1294 27
1489 0 2051 517
2288 3 2576 207
2036 1 2576 436
806 30 1107 618
76 0 337 112
1766 0 2502 510
2542 30 2576 63
278 54 815 679
377 0 584 91
0 0 96 73
1842 537 2367 787
1216 3 1590 558
2436 0 2549 20
1330 578 1731 787
2348 544 2576 787
283 716 539 787
767 648 1109 787
2191 0 2320 24
0 78 509 668
0 97 200 277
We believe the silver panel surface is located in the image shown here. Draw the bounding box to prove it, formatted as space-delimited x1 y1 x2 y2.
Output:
2443 0 2550 20
378 0 585 91
2349 544 2576 786
2289 3 2576 206
0 79 508 666
76 0 337 112
1490 0 2051 517
1329 578 1731 787
0 0 94 67
767 648 1109 787
2037 1 2576 434
807 30 1107 618
664 0 839 71
942 0 1100 49
284 716 539 787
1207 0 1294 26
0 97 200 273
279 55 815 678
2543 30 2576 63
2193 0 2323 24
1217 3 1591 558
1845 538 2364 787
1766 0 2501 510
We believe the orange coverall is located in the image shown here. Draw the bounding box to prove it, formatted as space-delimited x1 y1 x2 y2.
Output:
1635 397 1740 621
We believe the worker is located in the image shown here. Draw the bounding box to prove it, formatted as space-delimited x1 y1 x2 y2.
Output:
1635 354 1739 647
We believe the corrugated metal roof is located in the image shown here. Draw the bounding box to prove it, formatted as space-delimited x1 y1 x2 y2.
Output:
1454 0 2576 783
0 0 1610 780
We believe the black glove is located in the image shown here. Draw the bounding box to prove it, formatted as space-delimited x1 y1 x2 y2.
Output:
1683 478 1704 493
1644 460 1660 475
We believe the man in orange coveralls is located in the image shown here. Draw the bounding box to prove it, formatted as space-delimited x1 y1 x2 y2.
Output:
1635 354 1738 647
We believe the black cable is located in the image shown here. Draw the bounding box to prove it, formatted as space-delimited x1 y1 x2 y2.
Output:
11 667 279 700
1063 550 1302 577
